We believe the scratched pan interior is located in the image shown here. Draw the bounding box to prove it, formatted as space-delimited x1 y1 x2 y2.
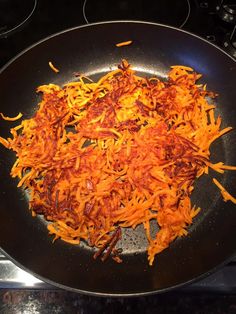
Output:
0 21 236 296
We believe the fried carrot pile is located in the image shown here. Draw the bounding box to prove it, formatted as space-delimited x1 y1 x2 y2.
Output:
1 60 235 265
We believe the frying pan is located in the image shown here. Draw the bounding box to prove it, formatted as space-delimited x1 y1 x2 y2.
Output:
0 21 236 296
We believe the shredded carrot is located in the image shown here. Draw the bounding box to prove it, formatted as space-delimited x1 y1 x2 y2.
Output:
213 178 236 204
1 59 235 266
49 61 59 73
116 40 133 47
0 112 22 121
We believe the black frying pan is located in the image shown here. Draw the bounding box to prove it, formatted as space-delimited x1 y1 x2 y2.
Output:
0 21 236 296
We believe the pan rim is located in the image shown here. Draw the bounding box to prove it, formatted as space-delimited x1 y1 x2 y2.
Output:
1 245 236 297
0 20 236 297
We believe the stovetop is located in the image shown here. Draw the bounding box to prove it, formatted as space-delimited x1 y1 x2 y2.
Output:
0 0 236 292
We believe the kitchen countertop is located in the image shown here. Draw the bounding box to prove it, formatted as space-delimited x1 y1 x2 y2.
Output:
0 290 236 313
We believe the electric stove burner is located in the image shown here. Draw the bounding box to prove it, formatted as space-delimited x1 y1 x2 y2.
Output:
83 0 191 28
0 0 37 38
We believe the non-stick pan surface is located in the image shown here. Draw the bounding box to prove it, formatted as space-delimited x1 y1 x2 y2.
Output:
0 21 236 296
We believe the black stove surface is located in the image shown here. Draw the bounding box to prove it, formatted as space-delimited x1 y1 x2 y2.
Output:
84 0 190 27
0 0 236 292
